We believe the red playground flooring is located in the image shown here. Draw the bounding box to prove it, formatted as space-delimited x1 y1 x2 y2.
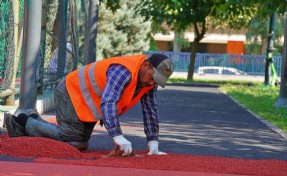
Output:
1 133 287 176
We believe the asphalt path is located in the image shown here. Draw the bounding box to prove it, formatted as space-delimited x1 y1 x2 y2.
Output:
89 83 287 160
1 83 287 160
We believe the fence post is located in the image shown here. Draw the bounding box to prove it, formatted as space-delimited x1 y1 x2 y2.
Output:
85 0 99 64
14 0 42 115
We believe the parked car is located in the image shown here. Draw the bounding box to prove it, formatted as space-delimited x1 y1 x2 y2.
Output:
197 66 247 75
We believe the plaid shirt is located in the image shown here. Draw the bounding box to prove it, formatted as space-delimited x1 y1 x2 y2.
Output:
101 64 159 141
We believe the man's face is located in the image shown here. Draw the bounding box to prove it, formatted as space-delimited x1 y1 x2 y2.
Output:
137 61 156 88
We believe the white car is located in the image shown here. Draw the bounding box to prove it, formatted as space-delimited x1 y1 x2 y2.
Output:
197 66 247 75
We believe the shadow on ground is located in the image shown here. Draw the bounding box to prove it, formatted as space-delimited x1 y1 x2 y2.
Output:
90 85 287 160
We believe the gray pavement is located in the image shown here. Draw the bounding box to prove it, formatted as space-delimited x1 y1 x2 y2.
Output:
1 83 287 161
89 83 287 160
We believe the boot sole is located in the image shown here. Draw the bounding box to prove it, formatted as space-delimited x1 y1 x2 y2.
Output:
4 112 26 137
4 113 14 137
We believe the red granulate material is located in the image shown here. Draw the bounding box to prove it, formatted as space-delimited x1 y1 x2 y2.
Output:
0 133 9 140
35 154 287 176
0 133 9 153
1 133 83 159
1 133 287 176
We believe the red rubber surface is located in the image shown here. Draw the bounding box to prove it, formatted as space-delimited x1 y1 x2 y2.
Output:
0 161 245 176
1 133 287 176
1 133 83 159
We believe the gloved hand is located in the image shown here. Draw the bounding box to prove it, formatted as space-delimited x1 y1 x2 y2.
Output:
147 141 167 155
113 135 132 156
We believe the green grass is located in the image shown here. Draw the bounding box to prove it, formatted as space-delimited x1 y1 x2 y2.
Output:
169 77 287 133
168 77 260 85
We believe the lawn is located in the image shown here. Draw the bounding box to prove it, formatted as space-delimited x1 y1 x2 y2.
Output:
169 78 287 133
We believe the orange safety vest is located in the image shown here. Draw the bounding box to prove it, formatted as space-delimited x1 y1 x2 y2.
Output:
66 55 154 122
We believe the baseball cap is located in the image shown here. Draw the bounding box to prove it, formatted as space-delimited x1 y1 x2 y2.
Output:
147 54 174 88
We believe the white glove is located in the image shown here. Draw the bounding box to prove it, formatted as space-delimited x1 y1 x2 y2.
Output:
113 135 132 156
147 141 167 155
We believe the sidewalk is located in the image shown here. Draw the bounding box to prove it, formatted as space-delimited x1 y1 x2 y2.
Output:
171 72 266 82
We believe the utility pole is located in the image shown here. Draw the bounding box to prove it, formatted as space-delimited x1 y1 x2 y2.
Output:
275 1 287 107
15 0 42 116
85 0 99 64
264 12 277 86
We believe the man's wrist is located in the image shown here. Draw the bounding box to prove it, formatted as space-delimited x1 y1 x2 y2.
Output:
107 127 123 137
147 135 158 142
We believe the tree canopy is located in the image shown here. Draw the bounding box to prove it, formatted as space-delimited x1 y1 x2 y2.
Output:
137 0 258 80
96 0 151 60
246 14 285 55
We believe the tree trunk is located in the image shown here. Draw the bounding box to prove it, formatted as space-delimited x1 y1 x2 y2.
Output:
173 31 180 52
260 38 267 55
187 38 199 80
187 20 206 80
51 1 61 52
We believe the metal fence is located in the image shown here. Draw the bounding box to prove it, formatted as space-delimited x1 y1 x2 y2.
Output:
146 51 282 76
0 0 88 104
0 0 24 91
41 0 88 87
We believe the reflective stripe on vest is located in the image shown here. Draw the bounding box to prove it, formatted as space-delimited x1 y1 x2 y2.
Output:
66 55 153 122
78 62 102 120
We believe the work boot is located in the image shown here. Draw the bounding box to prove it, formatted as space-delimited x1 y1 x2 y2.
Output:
27 112 47 123
4 112 26 137
27 112 40 119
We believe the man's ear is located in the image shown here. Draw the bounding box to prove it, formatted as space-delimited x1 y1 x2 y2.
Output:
143 61 151 68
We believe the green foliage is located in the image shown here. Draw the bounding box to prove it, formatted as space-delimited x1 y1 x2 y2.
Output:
137 0 259 80
255 0 286 17
101 0 121 12
211 1 258 29
97 0 151 60
138 0 257 33
246 14 285 55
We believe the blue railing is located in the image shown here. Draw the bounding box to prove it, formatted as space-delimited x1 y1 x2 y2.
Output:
145 51 282 76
